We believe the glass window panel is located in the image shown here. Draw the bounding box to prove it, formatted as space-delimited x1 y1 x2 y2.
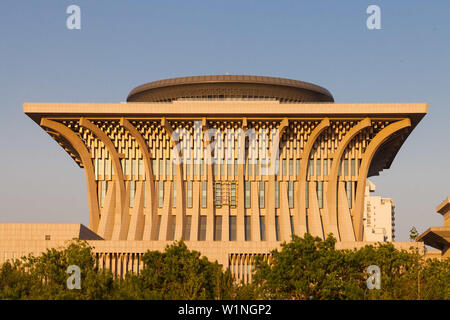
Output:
138 158 144 177
193 162 198 176
231 182 237 208
170 216 176 240
259 181 265 209
338 160 342 177
166 159 170 176
288 181 294 209
172 181 176 208
201 181 207 208
317 181 323 209
275 181 280 209
158 181 164 208
215 182 222 208
346 181 352 209
214 216 222 241
309 159 314 176
245 216 251 241
183 215 191 241
155 215 161 240
229 216 237 241
152 159 157 176
187 181 193 208
129 180 136 208
275 216 280 241
259 216 266 241
290 216 294 235
245 181 251 209
198 216 207 241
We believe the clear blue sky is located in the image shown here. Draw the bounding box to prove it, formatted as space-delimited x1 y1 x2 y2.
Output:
1 0 449 241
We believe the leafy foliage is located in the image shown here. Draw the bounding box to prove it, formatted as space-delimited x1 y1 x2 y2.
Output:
115 241 233 300
0 236 448 300
249 234 449 300
409 227 419 241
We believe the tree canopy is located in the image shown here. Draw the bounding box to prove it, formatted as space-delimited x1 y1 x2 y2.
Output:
0 236 448 300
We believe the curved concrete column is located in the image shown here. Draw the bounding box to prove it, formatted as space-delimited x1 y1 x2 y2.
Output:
265 118 289 241
200 118 216 241
308 181 324 239
40 118 100 232
295 118 330 237
326 118 371 240
353 118 411 240
79 118 127 240
120 118 156 240
162 117 186 240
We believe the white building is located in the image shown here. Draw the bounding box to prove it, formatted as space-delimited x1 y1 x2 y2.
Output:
363 180 395 242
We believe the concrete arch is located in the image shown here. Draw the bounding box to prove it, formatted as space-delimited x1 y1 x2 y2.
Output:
326 118 371 240
295 118 330 237
161 117 186 240
352 118 411 241
265 118 289 241
40 118 100 232
120 118 156 240
79 118 127 240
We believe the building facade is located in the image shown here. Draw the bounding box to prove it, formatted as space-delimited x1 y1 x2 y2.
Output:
363 180 395 242
5 75 431 279
418 198 450 258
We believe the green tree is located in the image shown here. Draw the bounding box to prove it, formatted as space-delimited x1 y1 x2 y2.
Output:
0 239 115 299
250 234 450 300
251 234 365 299
349 242 422 299
116 241 234 300
409 227 419 241
0 259 36 299
0 236 448 300
418 257 450 299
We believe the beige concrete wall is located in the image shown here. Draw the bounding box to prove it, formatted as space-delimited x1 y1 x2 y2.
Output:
0 223 429 282
0 223 82 242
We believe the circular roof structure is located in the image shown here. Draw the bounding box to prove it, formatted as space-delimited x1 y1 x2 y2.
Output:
126 75 334 103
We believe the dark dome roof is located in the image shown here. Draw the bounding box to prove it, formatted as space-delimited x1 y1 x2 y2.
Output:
126 75 334 103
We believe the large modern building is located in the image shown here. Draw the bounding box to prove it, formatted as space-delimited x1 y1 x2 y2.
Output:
1 75 432 280
363 180 395 242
